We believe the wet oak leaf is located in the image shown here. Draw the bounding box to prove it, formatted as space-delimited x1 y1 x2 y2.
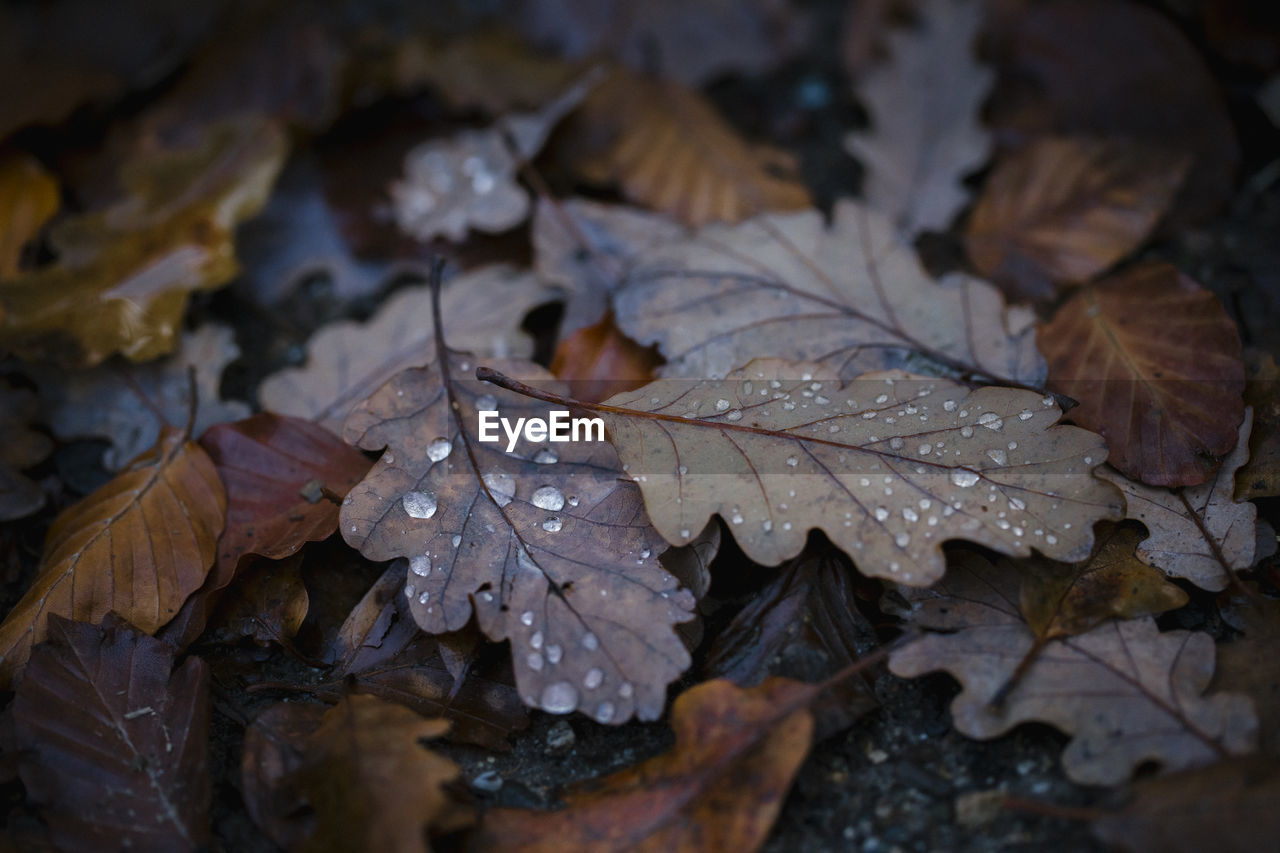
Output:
0 427 225 686
574 359 1121 584
12 616 211 851
0 379 53 522
965 137 1190 302
0 118 287 366
474 676 820 852
844 0 993 238
259 264 556 434
567 67 811 228
888 553 1258 784
1098 410 1257 592
342 353 694 722
1039 263 1246 487
0 151 59 278
551 311 663 403
611 200 1046 386
282 695 471 853
1237 350 1280 499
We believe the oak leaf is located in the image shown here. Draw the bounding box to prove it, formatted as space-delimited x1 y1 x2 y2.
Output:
844 0 992 238
569 67 812 228
1237 350 1280 499
1039 263 1245 487
524 359 1122 584
0 427 225 686
0 151 59 278
965 137 1189 302
259 265 555 434
342 350 695 722
888 553 1257 784
1098 410 1257 591
610 201 1046 386
0 379 52 522
473 677 822 852
0 118 287 366
12 616 211 851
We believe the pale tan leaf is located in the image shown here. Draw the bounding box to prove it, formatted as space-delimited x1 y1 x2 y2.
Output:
1098 410 1257 592
844 0 992 237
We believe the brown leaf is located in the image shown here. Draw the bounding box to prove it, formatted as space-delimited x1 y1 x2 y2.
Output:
0 151 59 278
1097 410 1257 591
0 378 52 522
157 412 370 650
0 427 225 686
844 0 992 237
282 694 471 853
209 553 309 646
1237 350 1280 499
13 616 210 851
554 359 1122 585
259 265 556 434
1039 264 1246 487
342 352 695 722
568 67 812 228
241 701 327 848
609 200 1046 386
551 311 662 403
1091 756 1280 853
987 0 1238 222
1215 589 1280 756
0 118 287 366
888 553 1257 784
473 677 820 852
965 137 1189 302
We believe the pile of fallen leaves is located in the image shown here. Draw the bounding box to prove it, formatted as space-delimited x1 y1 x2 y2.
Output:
2 0 1280 850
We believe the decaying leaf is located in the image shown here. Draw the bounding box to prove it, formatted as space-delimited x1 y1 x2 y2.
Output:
965 137 1190 302
610 200 1046 386
1237 350 1280 499
208 553 309 646
1039 264 1246 487
569 67 811 228
1091 756 1280 853
343 349 695 722
0 427 225 686
12 616 210 851
281 695 471 853
241 701 328 849
1215 588 1280 756
0 378 52 522
844 0 992 237
888 552 1257 784
33 324 250 471
523 359 1123 584
473 677 821 852
391 75 594 242
1098 410 1257 591
0 118 287 366
551 311 662 403
259 264 556 434
0 151 59 278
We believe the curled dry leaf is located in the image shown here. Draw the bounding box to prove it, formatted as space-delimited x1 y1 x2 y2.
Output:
158 412 371 650
611 200 1046 386
551 311 663 403
551 359 1121 584
0 118 287 366
259 264 556 434
342 351 695 722
1039 263 1246 487
391 74 595 242
0 151 59 278
1098 410 1257 592
1091 756 1280 853
888 552 1257 784
33 324 250 471
965 136 1190 303
0 426 225 686
474 677 820 852
844 0 992 238
0 379 52 522
1237 350 1280 499
280 695 471 853
13 616 210 851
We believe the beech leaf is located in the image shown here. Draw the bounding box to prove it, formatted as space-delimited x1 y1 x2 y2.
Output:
1039 263 1245 487
550 311 663 403
1098 410 1257 591
888 553 1258 784
844 0 992 237
13 616 210 851
0 427 225 686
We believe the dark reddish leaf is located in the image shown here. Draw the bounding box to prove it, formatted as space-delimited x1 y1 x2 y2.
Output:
550 311 663 403
241 701 328 848
208 552 309 646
